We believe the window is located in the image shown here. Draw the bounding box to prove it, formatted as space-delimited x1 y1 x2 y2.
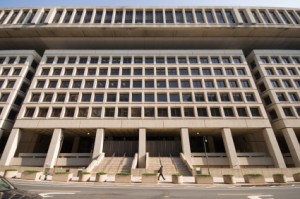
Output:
87 68 96 75
155 11 163 23
197 108 208 117
225 10 236 24
157 80 166 88
184 108 194 117
6 80 15 88
175 10 184 23
292 57 300 64
169 80 178 88
122 68 131 75
0 80 3 88
200 57 209 64
48 80 57 88
195 93 205 102
146 10 153 23
288 68 297 75
105 108 115 117
241 80 251 88
145 93 154 102
179 68 189 75
289 93 298 102
205 80 214 88
64 68 73 75
182 93 193 102
202 68 211 75
191 68 200 75
261 57 269 64
90 57 99 64
245 93 255 102
145 80 154 88
269 110 278 120
237 108 248 117
104 11 113 23
193 80 202 88
229 80 238 88
250 108 261 117
282 80 292 88
207 93 217 102
131 108 141 117
266 68 274 75
271 57 280 64
189 57 198 64
134 68 143 75
178 57 187 64
239 10 248 23
171 108 181 117
145 57 154 63
119 93 129 102
279 11 290 24
211 108 221 117
216 11 225 23
91 107 102 117
283 107 294 116
158 108 168 117
237 68 246 75
118 108 128 117
296 107 300 116
65 108 75 117
156 68 165 75
115 11 123 23
76 68 85 75
258 83 266 92
145 108 155 117
277 68 286 75
294 80 300 88
206 11 215 23
72 80 82 88
82 93 91 102
31 93 40 102
2 68 10 76
145 68 154 75
277 93 287 101
170 93 180 102
135 10 143 23
121 80 130 88
225 68 234 75
270 11 280 24
233 93 243 102
36 80 45 88
97 80 106 88
63 10 73 23
132 93 142 102
8 57 16 64
56 93 66 102
110 68 119 75
51 108 62 117
165 10 174 23
41 68 50 76
217 80 226 88
211 57 219 64
181 80 190 88
84 10 93 23
99 68 108 75
168 68 177 75
157 93 167 102
108 80 118 88
94 93 104 102
271 80 280 88
38 108 48 117
24 108 35 117
186 10 194 23
125 11 133 23
43 93 53 102
57 57 65 64
133 80 142 88
214 68 223 75
101 57 110 64
260 10 271 23
224 108 234 117
19 57 27 64
69 93 79 102
106 93 117 102
196 10 205 23
288 11 299 24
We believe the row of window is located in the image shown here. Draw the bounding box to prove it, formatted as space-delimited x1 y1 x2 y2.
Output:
0 68 22 76
1 8 299 26
265 67 300 76
260 56 300 64
23 106 262 118
45 55 243 65
39 66 248 77
257 80 300 93
0 79 16 89
0 56 27 65
269 107 300 120
276 92 299 102
34 78 253 89
29 92 257 103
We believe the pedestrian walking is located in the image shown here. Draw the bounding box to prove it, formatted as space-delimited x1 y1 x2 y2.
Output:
157 165 165 180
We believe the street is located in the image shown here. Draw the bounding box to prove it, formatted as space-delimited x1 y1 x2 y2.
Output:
11 180 300 199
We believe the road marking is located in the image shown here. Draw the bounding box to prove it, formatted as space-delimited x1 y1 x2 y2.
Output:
218 193 262 196
39 192 77 198
247 195 273 199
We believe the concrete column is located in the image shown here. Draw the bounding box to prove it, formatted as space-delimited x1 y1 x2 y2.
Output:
138 128 146 168
263 128 286 168
282 128 300 167
221 128 240 169
92 129 105 159
0 129 22 166
71 136 80 153
207 136 215 152
44 129 63 168
0 129 3 141
180 128 191 159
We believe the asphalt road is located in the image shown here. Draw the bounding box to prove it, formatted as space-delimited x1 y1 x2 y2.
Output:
11 180 300 199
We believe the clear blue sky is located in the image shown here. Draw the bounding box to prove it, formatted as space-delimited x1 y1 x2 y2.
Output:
0 0 299 8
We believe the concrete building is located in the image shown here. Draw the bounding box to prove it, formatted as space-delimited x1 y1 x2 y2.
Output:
0 6 299 175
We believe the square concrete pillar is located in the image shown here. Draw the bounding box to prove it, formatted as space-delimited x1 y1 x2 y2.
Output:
282 128 300 167
180 128 191 159
138 128 146 168
93 129 105 159
71 136 80 153
263 128 286 168
44 129 63 168
0 129 22 166
221 128 240 169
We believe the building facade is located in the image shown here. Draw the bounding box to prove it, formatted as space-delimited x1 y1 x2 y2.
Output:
0 6 299 173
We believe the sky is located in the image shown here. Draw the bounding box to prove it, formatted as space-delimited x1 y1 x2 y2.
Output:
0 0 300 8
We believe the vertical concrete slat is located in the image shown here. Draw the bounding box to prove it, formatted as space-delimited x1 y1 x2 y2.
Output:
0 129 22 166
263 128 286 168
71 136 80 153
138 128 146 168
180 128 191 159
45 8 56 24
44 129 63 168
221 128 240 169
282 128 300 167
93 129 105 159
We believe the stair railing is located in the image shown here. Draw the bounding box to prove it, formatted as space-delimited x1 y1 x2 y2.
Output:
170 153 179 173
104 152 115 173
117 153 127 173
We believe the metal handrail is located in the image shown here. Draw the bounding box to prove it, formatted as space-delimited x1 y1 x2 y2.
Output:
170 153 178 173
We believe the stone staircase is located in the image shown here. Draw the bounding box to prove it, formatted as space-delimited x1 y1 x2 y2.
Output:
148 157 191 176
92 157 133 174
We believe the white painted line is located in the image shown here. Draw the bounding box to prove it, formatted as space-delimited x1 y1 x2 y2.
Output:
39 192 77 198
247 195 273 199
